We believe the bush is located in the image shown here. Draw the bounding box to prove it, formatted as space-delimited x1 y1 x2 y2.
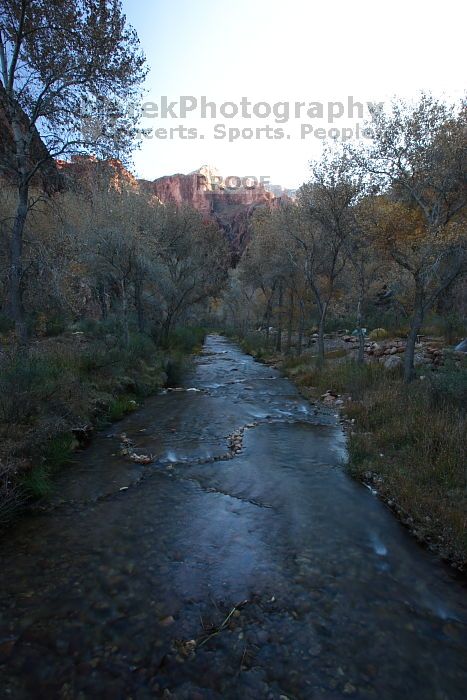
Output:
167 326 206 353
0 352 66 423
0 459 24 524
294 359 387 399
423 311 466 344
426 362 467 408
108 395 137 421
164 352 186 386
21 464 53 499
343 372 466 564
43 433 74 470
45 315 68 337
127 333 157 362
369 328 389 340
0 313 14 334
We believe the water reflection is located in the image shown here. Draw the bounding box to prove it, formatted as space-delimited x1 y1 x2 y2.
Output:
0 335 465 699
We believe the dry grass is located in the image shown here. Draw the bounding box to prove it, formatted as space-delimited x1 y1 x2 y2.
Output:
278 353 467 567
0 327 197 520
345 379 466 565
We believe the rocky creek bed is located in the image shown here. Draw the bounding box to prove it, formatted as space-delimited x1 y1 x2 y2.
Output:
0 335 466 699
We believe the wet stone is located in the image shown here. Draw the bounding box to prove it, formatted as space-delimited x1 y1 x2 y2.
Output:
0 335 466 699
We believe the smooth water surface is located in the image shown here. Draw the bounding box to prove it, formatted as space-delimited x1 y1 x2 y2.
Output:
0 335 466 699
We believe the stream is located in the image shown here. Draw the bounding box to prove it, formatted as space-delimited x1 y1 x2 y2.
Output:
0 334 466 699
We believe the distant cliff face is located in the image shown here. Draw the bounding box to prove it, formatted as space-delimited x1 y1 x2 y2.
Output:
56 156 140 194
0 84 61 192
139 165 276 253
2 129 280 255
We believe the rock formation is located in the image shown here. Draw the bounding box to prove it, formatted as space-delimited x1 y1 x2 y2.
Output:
139 165 276 254
1 105 281 255
0 84 61 192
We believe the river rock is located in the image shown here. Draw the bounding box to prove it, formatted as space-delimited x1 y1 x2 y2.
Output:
383 355 402 370
343 682 357 695
414 353 426 367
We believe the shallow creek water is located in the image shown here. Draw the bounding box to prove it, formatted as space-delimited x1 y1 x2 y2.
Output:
0 335 466 699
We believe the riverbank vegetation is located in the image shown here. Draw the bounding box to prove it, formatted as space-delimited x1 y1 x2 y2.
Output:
0 1 465 564
220 94 466 567
0 322 210 522
0 164 227 521
234 336 466 567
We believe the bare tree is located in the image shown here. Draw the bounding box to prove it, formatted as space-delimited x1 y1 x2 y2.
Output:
292 150 358 363
352 95 467 381
0 0 146 340
153 204 229 344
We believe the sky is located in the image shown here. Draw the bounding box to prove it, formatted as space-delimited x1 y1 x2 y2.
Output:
121 0 466 188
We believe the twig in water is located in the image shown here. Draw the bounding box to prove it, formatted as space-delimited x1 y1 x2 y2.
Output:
198 599 249 648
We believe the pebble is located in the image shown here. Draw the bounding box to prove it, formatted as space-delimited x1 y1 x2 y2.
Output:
343 682 357 695
160 615 175 627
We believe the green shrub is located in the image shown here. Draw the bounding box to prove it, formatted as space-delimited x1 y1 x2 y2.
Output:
45 315 68 337
0 313 14 334
424 312 466 344
369 328 389 340
325 348 349 359
0 352 65 423
426 362 467 408
127 333 157 362
164 352 186 386
108 395 137 421
43 433 74 470
167 326 206 353
21 464 53 499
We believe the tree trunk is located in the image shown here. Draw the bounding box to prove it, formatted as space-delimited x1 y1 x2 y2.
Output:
316 302 328 366
161 314 173 347
356 297 365 365
286 289 294 355
264 281 276 348
275 282 283 352
297 300 304 357
9 183 28 342
264 294 273 346
97 283 108 320
120 279 130 348
134 279 144 333
404 300 424 383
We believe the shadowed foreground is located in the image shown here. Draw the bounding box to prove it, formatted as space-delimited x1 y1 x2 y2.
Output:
0 336 466 699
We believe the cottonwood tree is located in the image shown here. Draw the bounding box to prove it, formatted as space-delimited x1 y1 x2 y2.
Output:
348 196 389 363
292 149 359 363
244 206 297 350
352 95 467 381
0 0 146 340
84 188 150 347
153 204 229 344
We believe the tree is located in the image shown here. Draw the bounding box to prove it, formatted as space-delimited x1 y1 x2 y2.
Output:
352 95 467 381
293 149 358 363
85 188 150 347
0 0 146 340
153 204 229 344
349 196 388 363
244 205 296 349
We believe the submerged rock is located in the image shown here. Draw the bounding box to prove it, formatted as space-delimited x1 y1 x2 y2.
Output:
383 355 402 370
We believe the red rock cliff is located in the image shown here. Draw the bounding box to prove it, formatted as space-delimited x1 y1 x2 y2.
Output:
139 166 275 252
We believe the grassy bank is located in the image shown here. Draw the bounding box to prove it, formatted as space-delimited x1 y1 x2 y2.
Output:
0 323 206 524
237 333 467 570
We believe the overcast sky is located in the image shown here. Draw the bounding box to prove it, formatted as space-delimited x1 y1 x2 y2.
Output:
122 0 466 188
